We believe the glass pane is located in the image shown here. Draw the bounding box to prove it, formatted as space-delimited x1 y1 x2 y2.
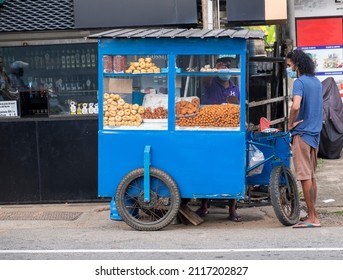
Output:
0 43 98 117
175 54 241 131
102 55 168 131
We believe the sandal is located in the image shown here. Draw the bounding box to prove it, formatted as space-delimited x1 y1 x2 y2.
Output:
195 208 209 217
300 215 308 222
228 215 242 222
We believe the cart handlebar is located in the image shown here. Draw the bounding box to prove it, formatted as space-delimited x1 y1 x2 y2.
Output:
249 131 290 141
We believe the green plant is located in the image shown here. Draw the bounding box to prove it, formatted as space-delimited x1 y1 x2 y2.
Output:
317 158 324 169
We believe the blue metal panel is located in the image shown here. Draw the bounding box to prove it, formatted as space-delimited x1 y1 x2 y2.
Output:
98 130 246 199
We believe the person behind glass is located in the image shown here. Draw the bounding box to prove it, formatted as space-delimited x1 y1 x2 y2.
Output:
203 57 240 105
195 57 242 222
0 56 13 101
286 49 322 228
8 61 29 90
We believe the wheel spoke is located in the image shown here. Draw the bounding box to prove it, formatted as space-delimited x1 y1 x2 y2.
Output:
279 185 294 215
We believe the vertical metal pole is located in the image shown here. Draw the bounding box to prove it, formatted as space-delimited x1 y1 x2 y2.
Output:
213 0 220 29
208 0 213 30
201 0 208 29
184 55 194 97
267 82 271 121
287 0 296 44
202 0 214 29
144 145 151 203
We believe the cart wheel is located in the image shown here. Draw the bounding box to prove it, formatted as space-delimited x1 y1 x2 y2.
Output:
269 166 300 226
115 167 181 231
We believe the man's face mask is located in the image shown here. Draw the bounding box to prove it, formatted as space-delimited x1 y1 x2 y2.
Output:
286 67 297 79
219 75 231 81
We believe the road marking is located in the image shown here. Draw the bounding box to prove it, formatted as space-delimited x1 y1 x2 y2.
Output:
1 248 343 254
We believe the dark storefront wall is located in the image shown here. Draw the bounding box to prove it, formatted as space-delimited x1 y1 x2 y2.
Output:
0 118 99 204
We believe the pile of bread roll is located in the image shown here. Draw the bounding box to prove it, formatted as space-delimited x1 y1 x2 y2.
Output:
125 57 161 74
103 93 145 127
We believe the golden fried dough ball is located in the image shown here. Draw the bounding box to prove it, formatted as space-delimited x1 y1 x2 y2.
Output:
138 106 145 114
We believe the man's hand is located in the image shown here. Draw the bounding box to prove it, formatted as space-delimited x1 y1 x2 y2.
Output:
288 120 303 131
227 96 239 104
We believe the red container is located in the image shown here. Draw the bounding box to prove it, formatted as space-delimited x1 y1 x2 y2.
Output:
113 55 127 73
103 55 113 73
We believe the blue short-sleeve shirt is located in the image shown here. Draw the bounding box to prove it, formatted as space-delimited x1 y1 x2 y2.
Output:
291 75 323 148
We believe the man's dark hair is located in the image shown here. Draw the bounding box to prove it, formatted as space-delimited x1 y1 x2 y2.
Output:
286 49 315 76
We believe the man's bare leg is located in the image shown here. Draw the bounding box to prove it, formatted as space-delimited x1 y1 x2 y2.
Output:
301 179 320 225
228 199 241 221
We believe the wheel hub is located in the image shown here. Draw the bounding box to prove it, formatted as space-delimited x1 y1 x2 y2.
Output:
138 191 158 210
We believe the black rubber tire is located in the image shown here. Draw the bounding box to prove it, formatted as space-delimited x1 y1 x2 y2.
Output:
270 166 300 226
115 167 181 231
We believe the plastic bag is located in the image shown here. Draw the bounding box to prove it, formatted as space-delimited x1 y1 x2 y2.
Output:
247 144 265 176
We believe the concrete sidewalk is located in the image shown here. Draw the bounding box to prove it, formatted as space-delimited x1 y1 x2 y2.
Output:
0 151 342 223
315 152 343 208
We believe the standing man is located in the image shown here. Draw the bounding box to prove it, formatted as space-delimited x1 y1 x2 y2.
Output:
286 49 323 228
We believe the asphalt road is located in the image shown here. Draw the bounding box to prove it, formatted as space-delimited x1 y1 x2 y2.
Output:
0 203 343 260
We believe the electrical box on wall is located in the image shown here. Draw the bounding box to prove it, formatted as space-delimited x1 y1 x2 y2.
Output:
226 0 287 25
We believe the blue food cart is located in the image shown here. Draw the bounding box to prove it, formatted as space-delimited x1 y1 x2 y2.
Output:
92 28 299 231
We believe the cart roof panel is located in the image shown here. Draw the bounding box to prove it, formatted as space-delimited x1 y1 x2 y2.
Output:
89 28 265 40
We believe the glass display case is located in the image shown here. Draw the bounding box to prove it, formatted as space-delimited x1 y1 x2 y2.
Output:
102 54 168 130
0 43 98 117
101 54 241 131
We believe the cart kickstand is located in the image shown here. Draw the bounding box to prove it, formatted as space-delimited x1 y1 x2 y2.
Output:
144 145 151 203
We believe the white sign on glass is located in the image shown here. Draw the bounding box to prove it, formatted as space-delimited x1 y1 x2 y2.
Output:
0 100 18 117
